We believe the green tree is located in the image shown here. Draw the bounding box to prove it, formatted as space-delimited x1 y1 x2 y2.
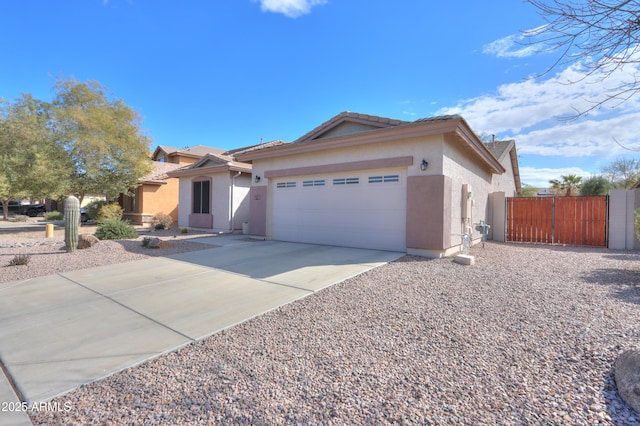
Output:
519 183 538 197
0 94 70 219
51 78 152 203
601 157 640 189
579 176 611 196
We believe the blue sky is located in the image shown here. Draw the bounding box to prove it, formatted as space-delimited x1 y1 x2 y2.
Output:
2 0 639 187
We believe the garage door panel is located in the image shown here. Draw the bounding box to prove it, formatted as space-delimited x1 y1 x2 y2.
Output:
271 169 407 252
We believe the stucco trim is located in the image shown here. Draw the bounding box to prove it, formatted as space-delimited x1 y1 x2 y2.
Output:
167 163 252 178
264 156 413 179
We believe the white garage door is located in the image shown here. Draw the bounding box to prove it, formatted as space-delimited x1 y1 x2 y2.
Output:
271 169 407 252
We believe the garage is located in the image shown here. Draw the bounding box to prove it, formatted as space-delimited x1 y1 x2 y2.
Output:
271 168 407 252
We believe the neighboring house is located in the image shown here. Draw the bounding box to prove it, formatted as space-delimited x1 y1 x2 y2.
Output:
120 145 224 226
152 145 225 165
235 112 521 257
167 141 284 232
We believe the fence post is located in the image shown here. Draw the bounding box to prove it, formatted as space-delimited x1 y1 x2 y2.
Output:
608 189 635 249
489 191 506 242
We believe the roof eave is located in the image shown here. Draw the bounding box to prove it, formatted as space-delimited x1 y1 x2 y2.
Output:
239 117 505 174
167 164 252 178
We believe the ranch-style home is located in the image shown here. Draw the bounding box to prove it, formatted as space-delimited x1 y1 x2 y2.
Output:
169 112 521 257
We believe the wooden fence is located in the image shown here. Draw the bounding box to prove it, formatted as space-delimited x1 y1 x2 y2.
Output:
506 196 608 247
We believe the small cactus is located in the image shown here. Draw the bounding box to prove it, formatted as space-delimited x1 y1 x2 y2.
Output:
64 195 80 252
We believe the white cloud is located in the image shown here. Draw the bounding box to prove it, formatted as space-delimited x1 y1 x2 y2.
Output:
439 59 640 159
519 166 593 188
255 0 327 18
482 34 540 58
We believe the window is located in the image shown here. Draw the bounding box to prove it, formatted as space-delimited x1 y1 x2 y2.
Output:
333 177 359 185
192 180 210 214
276 181 297 188
302 180 325 187
369 174 400 183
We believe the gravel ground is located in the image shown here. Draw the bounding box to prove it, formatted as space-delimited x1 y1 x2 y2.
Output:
0 224 217 284
1 225 639 425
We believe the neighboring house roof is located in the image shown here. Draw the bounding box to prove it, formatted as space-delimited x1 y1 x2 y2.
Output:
485 139 522 194
236 111 507 175
151 145 226 161
223 139 285 156
141 161 185 185
166 153 252 178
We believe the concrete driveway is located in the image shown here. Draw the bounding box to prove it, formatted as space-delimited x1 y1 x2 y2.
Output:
0 236 402 419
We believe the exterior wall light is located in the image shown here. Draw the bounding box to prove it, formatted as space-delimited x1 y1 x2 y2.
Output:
254 175 261 183
420 159 428 171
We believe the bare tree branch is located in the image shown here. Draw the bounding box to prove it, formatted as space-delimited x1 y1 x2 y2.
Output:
525 0 640 119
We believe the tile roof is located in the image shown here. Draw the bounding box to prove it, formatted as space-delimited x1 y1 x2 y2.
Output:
142 161 185 184
223 139 285 156
293 111 410 144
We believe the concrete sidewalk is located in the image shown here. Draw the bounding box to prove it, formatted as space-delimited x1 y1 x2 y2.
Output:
0 236 401 423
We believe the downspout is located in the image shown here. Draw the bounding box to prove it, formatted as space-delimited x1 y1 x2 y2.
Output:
230 170 242 231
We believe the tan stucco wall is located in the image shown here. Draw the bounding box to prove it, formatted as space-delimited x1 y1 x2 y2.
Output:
490 151 517 196
250 132 508 255
442 136 494 246
140 178 180 225
406 175 452 252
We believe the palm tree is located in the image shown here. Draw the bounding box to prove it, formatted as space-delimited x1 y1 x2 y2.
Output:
549 175 583 196
561 174 582 196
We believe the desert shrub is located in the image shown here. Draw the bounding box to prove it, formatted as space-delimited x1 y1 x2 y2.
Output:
141 236 151 247
44 211 64 221
95 203 123 222
8 254 30 266
94 219 138 240
84 200 122 222
85 200 107 221
152 212 173 229
155 223 165 230
180 227 188 234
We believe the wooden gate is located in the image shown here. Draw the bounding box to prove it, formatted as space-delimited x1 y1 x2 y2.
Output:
506 196 608 247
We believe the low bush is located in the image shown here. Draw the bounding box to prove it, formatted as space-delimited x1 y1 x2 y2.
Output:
94 219 138 240
84 200 122 222
85 200 107 221
44 211 64 221
96 203 123 222
8 254 30 266
141 236 151 247
152 212 173 229
180 227 188 234
154 223 165 230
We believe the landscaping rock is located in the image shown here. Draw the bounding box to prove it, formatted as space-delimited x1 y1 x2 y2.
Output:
615 349 640 413
147 237 163 249
77 234 100 249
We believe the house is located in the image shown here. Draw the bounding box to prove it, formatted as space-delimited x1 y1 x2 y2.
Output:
120 145 224 226
166 141 284 232
234 112 521 257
